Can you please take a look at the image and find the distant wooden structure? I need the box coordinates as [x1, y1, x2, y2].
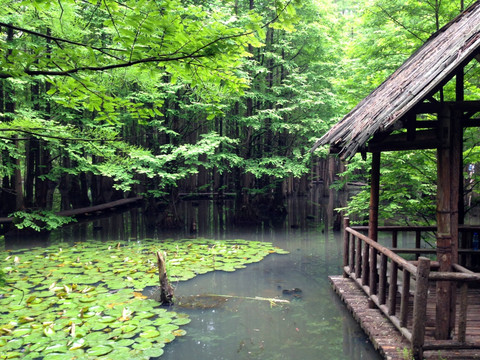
[313, 2, 480, 359]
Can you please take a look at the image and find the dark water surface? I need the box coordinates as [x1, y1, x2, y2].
[5, 188, 383, 360]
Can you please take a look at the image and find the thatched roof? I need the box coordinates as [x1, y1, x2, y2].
[312, 1, 480, 160]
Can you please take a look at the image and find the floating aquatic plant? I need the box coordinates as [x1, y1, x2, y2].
[0, 237, 288, 359]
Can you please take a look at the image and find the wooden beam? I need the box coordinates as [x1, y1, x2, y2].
[367, 129, 440, 152]
[412, 100, 480, 115]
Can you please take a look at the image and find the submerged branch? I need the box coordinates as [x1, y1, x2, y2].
[205, 293, 290, 304]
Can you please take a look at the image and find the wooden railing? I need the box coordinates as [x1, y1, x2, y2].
[343, 221, 480, 359]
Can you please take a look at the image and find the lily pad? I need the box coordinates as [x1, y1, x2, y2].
[87, 344, 114, 356]
[132, 339, 153, 350]
[172, 317, 191, 325]
[139, 329, 161, 339]
[143, 347, 165, 358]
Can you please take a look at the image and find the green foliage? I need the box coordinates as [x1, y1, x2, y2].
[336, 151, 437, 225]
[11, 211, 75, 232]
[226, 0, 341, 188]
[336, 0, 473, 109]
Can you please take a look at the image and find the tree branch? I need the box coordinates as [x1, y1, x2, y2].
[0, 128, 121, 142]
[0, 22, 126, 58]
[375, 5, 426, 42]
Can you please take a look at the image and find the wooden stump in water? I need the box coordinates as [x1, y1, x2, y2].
[156, 251, 174, 305]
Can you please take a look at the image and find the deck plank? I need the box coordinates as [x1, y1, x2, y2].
[330, 275, 480, 359]
[330, 275, 410, 360]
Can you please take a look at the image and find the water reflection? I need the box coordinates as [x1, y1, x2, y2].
[3, 186, 382, 360]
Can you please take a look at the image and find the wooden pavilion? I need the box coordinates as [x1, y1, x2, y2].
[312, 2, 480, 359]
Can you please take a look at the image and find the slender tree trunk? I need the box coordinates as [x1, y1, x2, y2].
[59, 156, 72, 210]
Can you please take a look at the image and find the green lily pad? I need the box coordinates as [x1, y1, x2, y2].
[44, 343, 68, 354]
[98, 315, 116, 323]
[115, 338, 135, 347]
[172, 317, 191, 325]
[108, 346, 132, 359]
[12, 327, 31, 337]
[139, 329, 161, 338]
[135, 311, 155, 319]
[5, 338, 23, 350]
[143, 347, 165, 357]
[132, 339, 153, 350]
[69, 338, 86, 350]
[43, 353, 70, 360]
[3, 350, 23, 358]
[87, 344, 114, 356]
[120, 324, 138, 333]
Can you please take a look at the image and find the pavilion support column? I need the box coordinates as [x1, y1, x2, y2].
[369, 152, 380, 241]
[456, 68, 465, 225]
[368, 152, 380, 297]
[435, 105, 460, 340]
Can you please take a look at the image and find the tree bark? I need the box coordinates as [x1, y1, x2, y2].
[156, 251, 174, 305]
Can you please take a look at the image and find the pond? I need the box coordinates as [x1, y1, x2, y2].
[1, 187, 383, 360]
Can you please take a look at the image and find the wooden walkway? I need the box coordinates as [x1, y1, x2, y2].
[330, 275, 480, 360]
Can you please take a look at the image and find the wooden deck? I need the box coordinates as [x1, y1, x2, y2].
[330, 275, 480, 359]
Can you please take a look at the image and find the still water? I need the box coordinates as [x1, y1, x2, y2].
[5, 188, 383, 360]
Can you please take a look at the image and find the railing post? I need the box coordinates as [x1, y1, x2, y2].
[392, 230, 398, 248]
[343, 218, 350, 278]
[458, 282, 468, 343]
[400, 269, 410, 328]
[355, 236, 362, 279]
[349, 232, 355, 274]
[362, 242, 370, 286]
[411, 257, 430, 360]
[415, 231, 421, 260]
[369, 246, 378, 295]
[388, 262, 398, 316]
[378, 253, 388, 305]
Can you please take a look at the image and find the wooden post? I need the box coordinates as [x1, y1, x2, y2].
[458, 282, 468, 343]
[355, 237, 362, 279]
[378, 253, 388, 305]
[388, 262, 398, 316]
[415, 231, 421, 260]
[435, 105, 460, 339]
[411, 257, 431, 360]
[349, 233, 355, 274]
[361, 242, 369, 286]
[369, 152, 381, 295]
[156, 251, 174, 305]
[456, 68, 465, 225]
[400, 269, 410, 328]
[343, 218, 350, 278]
[450, 107, 462, 333]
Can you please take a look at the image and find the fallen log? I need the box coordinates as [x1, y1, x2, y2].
[57, 196, 143, 217]
[0, 196, 143, 224]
